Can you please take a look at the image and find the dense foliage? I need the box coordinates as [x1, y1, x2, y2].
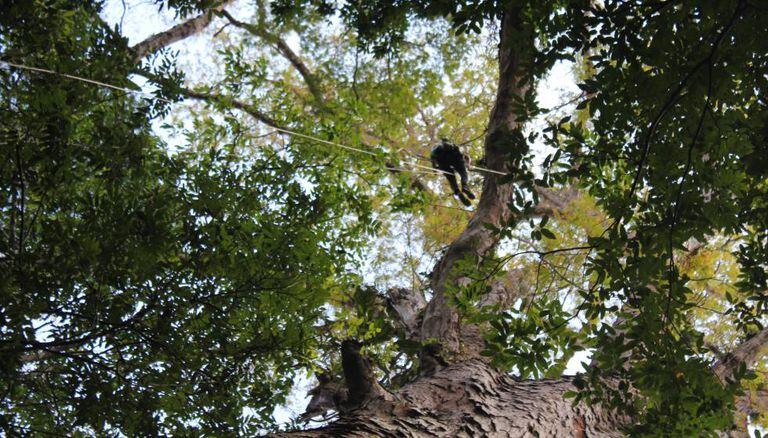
[0, 1, 374, 434]
[540, 2, 768, 433]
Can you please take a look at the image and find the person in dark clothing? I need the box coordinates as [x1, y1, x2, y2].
[430, 138, 476, 206]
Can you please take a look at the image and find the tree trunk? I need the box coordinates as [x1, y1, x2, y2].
[280, 359, 627, 437]
[421, 0, 533, 360]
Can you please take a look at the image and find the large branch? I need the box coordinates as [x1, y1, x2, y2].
[736, 387, 768, 420]
[714, 326, 768, 382]
[419, 3, 534, 357]
[285, 358, 760, 437]
[181, 88, 282, 128]
[18, 345, 71, 363]
[129, 1, 233, 62]
[532, 186, 581, 217]
[219, 9, 326, 105]
[386, 287, 427, 339]
[286, 342, 762, 437]
[710, 320, 768, 423]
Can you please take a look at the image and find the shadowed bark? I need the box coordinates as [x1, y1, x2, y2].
[340, 340, 392, 408]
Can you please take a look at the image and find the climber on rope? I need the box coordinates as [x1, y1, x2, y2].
[430, 138, 476, 206]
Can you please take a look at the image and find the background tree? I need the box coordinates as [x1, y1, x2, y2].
[1, 0, 767, 436]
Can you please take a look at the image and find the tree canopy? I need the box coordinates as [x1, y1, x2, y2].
[1, 0, 767, 436]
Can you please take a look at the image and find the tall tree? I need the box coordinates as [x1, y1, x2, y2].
[1, 0, 767, 436]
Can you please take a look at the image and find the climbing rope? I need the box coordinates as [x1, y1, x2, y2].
[1, 60, 507, 178]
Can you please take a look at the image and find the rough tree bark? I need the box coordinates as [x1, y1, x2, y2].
[280, 360, 626, 437]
